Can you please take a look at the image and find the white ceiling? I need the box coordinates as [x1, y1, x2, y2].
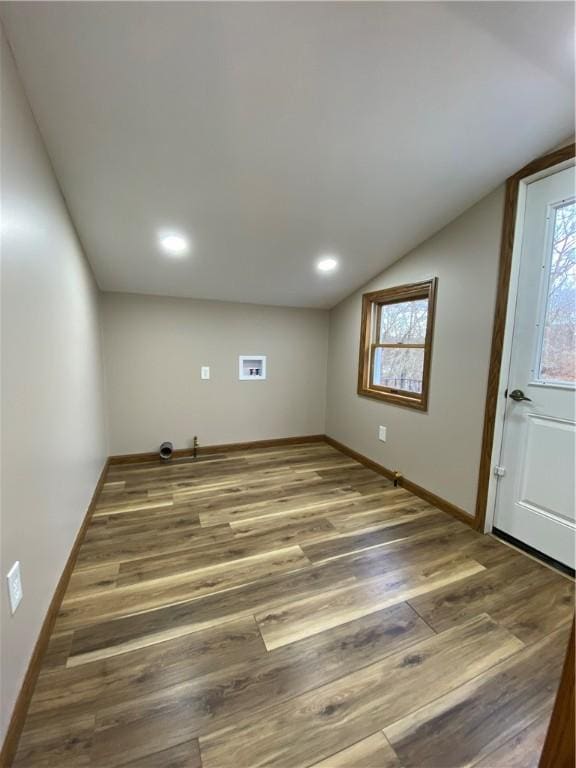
[2, 2, 574, 308]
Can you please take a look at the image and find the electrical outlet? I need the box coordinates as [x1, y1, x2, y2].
[378, 426, 387, 442]
[201, 366, 210, 380]
[6, 561, 23, 615]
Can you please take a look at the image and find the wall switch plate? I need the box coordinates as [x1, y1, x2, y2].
[378, 426, 387, 442]
[201, 366, 210, 380]
[6, 561, 23, 615]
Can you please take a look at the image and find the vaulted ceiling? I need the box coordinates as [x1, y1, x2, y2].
[2, 2, 574, 307]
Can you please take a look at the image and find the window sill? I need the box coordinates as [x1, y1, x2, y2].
[357, 386, 428, 411]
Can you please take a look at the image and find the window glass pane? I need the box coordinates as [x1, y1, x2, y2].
[372, 347, 424, 394]
[379, 299, 428, 344]
[538, 200, 576, 384]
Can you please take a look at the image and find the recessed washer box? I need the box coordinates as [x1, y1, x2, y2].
[239, 355, 267, 380]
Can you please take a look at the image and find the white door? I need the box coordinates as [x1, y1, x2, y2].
[494, 164, 576, 569]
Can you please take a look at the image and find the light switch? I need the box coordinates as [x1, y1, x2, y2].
[201, 366, 210, 380]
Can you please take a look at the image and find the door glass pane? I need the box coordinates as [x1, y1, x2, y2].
[372, 347, 424, 393]
[379, 299, 428, 344]
[538, 200, 576, 384]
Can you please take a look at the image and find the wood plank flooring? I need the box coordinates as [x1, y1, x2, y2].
[12, 442, 574, 767]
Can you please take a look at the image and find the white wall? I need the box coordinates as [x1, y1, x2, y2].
[326, 187, 505, 516]
[0, 29, 107, 741]
[101, 292, 329, 455]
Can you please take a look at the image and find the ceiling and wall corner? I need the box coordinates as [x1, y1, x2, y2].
[0, 1, 574, 309]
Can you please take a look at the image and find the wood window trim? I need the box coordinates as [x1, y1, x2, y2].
[475, 142, 576, 531]
[357, 278, 437, 411]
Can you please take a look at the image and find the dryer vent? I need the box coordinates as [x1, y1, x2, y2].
[159, 441, 173, 460]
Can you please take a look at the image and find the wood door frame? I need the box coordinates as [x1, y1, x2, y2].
[475, 143, 576, 532]
[539, 618, 575, 768]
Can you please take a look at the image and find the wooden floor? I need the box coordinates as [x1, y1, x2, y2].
[13, 442, 574, 767]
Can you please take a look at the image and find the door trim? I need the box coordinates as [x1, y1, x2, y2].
[475, 143, 576, 532]
[538, 619, 575, 768]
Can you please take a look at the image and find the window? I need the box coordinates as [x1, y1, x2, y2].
[535, 199, 575, 385]
[357, 278, 437, 410]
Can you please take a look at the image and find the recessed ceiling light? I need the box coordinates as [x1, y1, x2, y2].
[158, 232, 190, 256]
[316, 254, 339, 273]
